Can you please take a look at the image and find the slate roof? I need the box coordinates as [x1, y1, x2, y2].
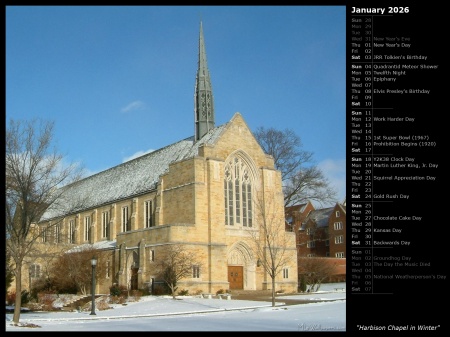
[300, 207, 334, 230]
[285, 203, 309, 214]
[65, 240, 117, 253]
[41, 122, 228, 221]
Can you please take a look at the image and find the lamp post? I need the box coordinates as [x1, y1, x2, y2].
[90, 256, 97, 315]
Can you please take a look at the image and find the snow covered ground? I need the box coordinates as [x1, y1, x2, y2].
[5, 282, 346, 331]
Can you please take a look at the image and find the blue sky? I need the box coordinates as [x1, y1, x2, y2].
[6, 5, 346, 205]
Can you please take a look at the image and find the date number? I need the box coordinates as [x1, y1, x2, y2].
[388, 7, 409, 13]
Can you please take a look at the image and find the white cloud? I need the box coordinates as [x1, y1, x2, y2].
[123, 149, 155, 163]
[81, 167, 102, 179]
[121, 100, 145, 113]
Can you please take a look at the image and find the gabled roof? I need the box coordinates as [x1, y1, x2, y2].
[304, 207, 334, 229]
[336, 202, 346, 214]
[41, 122, 228, 221]
[285, 202, 309, 214]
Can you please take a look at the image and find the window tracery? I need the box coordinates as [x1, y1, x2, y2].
[224, 155, 253, 227]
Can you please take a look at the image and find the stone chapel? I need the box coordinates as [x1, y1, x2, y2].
[30, 22, 298, 295]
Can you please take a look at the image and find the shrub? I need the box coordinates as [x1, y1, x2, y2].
[110, 284, 127, 297]
[6, 291, 16, 305]
[6, 290, 30, 305]
[152, 283, 170, 295]
[30, 277, 55, 302]
[139, 287, 151, 296]
[130, 290, 142, 301]
[178, 289, 189, 296]
[20, 290, 31, 305]
[216, 289, 225, 295]
[38, 292, 57, 311]
[109, 295, 127, 304]
[299, 275, 307, 293]
[56, 285, 78, 295]
[26, 302, 44, 311]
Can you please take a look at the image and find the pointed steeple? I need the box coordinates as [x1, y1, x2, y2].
[194, 21, 215, 141]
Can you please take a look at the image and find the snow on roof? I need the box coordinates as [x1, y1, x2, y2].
[65, 240, 116, 254]
[285, 203, 309, 214]
[306, 207, 334, 228]
[41, 123, 228, 221]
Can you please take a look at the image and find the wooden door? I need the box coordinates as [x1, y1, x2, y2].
[130, 267, 138, 290]
[228, 266, 243, 289]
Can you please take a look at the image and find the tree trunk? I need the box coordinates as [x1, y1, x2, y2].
[13, 263, 23, 324]
[271, 274, 276, 307]
[171, 284, 176, 299]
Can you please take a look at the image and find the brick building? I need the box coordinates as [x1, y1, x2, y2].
[286, 199, 346, 284]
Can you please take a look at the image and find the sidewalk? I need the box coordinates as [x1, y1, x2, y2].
[6, 296, 285, 322]
[6, 283, 346, 325]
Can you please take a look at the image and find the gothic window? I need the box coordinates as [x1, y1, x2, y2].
[40, 226, 48, 243]
[29, 264, 41, 278]
[55, 224, 62, 243]
[149, 249, 155, 262]
[102, 211, 110, 238]
[69, 219, 75, 244]
[84, 216, 91, 242]
[144, 200, 154, 228]
[192, 265, 200, 278]
[224, 155, 253, 227]
[122, 206, 130, 232]
[106, 261, 110, 278]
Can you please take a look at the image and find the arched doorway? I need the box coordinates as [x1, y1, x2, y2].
[227, 242, 257, 290]
[130, 266, 138, 290]
[126, 250, 139, 291]
[228, 266, 244, 289]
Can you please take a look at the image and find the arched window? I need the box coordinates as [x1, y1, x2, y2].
[224, 155, 254, 227]
[29, 264, 41, 278]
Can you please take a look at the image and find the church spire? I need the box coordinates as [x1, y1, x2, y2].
[194, 21, 215, 141]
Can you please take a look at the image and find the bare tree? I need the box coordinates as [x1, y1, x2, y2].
[249, 190, 296, 307]
[254, 126, 337, 207]
[298, 257, 338, 292]
[24, 243, 68, 294]
[154, 244, 201, 299]
[5, 118, 84, 324]
[51, 246, 105, 295]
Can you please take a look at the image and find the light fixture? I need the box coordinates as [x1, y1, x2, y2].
[90, 256, 97, 315]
